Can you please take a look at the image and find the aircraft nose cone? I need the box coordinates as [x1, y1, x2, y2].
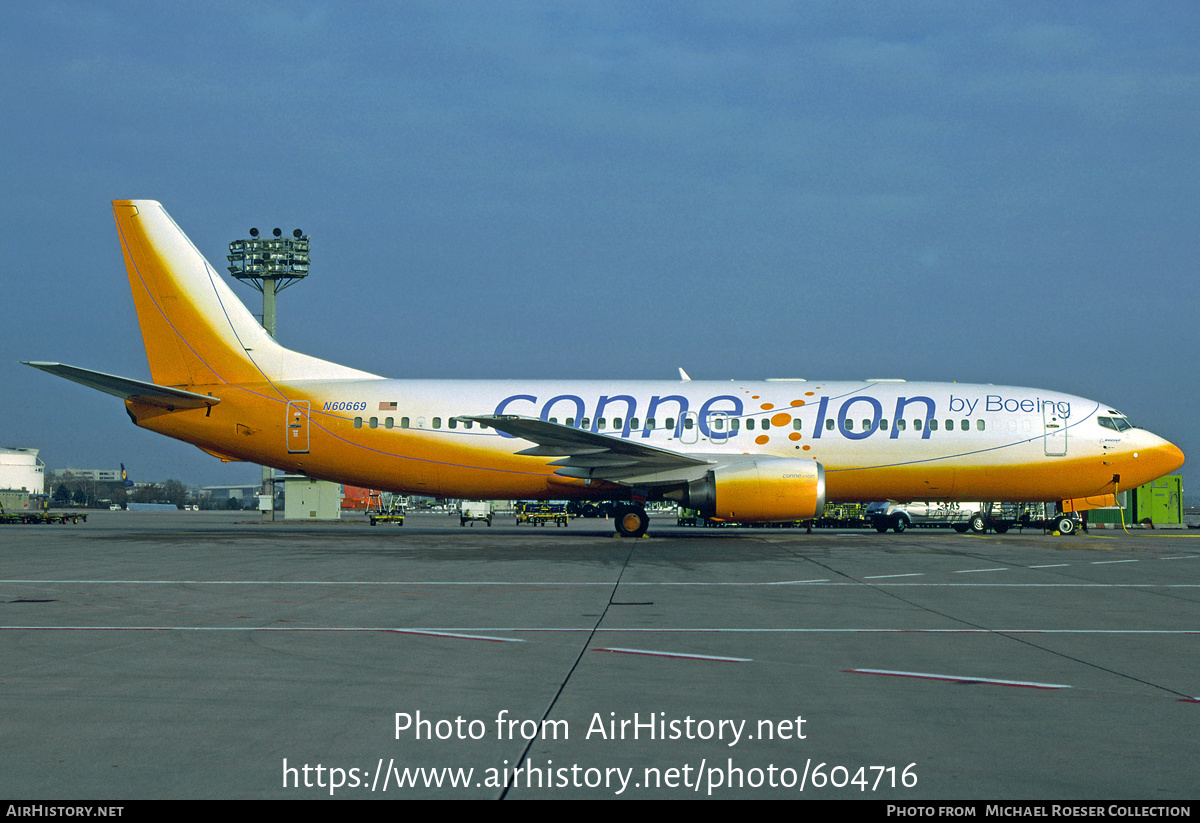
[1156, 441, 1186, 474]
[1132, 437, 1185, 482]
[1113, 433, 1184, 489]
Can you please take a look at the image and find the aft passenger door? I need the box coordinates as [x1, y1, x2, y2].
[287, 401, 310, 454]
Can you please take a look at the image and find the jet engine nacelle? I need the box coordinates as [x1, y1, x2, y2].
[678, 459, 826, 522]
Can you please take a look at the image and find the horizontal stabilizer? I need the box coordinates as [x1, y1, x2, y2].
[22, 362, 220, 410]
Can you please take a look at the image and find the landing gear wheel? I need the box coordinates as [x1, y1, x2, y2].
[614, 504, 649, 538]
[1055, 516, 1076, 535]
[891, 516, 907, 533]
[968, 514, 988, 534]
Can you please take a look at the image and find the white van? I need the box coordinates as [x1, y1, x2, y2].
[459, 500, 493, 527]
[866, 501, 984, 533]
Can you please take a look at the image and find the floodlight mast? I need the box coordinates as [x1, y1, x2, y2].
[226, 227, 309, 337]
[227, 227, 309, 521]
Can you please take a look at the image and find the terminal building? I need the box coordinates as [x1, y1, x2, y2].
[54, 466, 123, 484]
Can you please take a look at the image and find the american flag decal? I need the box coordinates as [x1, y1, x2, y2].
[379, 402, 397, 411]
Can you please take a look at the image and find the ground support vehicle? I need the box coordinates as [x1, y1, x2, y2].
[516, 502, 569, 527]
[0, 507, 86, 525]
[567, 501, 616, 519]
[962, 502, 1081, 535]
[460, 500, 493, 527]
[368, 507, 405, 526]
[867, 501, 1080, 535]
[676, 507, 716, 526]
[816, 503, 869, 528]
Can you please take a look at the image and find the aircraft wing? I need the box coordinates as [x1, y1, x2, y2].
[22, 362, 220, 410]
[458, 414, 714, 486]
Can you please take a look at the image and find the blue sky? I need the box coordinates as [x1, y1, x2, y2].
[2, 1, 1198, 493]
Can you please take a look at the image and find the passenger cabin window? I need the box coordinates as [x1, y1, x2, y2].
[825, 419, 834, 431]
[896, 419, 906, 431]
[747, 419, 755, 430]
[369, 417, 378, 429]
[385, 417, 394, 429]
[683, 417, 694, 430]
[792, 419, 802, 431]
[976, 420, 985, 431]
[432, 417, 441, 429]
[880, 419, 888, 430]
[913, 419, 922, 430]
[353, 417, 363, 428]
[761, 418, 770, 430]
[929, 419, 938, 431]
[400, 417, 410, 428]
[960, 420, 969, 431]
[566, 417, 575, 427]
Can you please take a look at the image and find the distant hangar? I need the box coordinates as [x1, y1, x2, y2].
[0, 447, 44, 495]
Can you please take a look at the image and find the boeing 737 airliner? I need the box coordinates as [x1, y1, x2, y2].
[26, 201, 1184, 536]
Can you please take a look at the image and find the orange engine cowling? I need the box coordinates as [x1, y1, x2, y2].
[678, 459, 826, 522]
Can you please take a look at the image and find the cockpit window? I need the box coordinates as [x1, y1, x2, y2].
[1098, 416, 1133, 432]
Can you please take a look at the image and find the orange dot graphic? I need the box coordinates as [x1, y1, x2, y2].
[760, 403, 774, 411]
[789, 432, 801, 441]
[772, 412, 791, 427]
[755, 435, 770, 445]
[802, 445, 811, 450]
[804, 392, 815, 396]
[790, 399, 805, 407]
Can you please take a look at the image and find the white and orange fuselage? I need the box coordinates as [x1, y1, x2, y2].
[28, 201, 1185, 532]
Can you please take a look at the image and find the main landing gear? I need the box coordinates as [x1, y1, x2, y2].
[614, 503, 649, 538]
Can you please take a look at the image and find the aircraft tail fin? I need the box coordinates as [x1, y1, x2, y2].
[112, 200, 378, 388]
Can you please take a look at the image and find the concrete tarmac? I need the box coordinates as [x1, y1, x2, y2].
[1, 510, 1197, 799]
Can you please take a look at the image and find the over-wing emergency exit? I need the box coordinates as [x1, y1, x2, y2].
[25, 201, 1184, 536]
